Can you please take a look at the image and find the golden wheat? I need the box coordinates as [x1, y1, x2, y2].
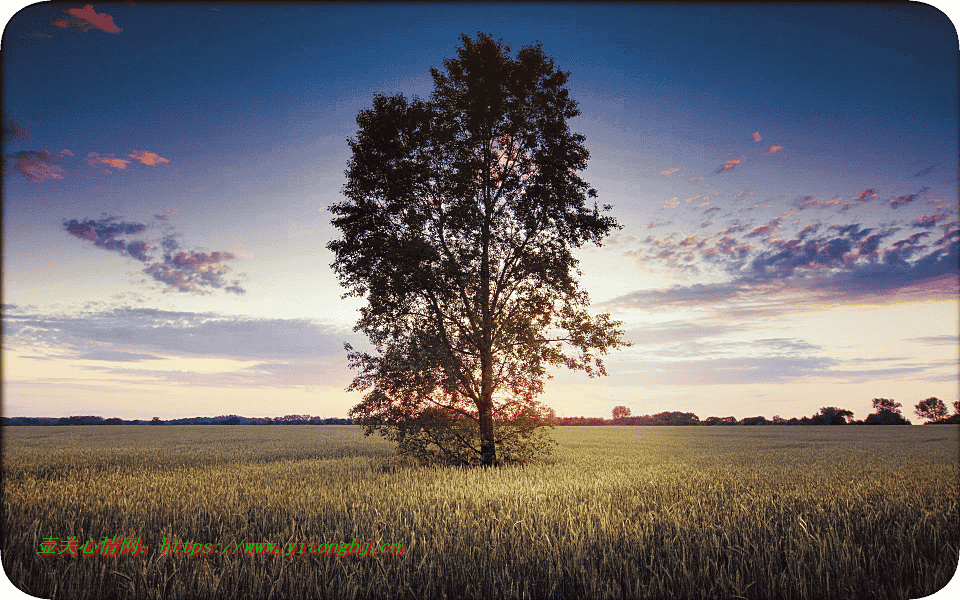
[2, 425, 957, 599]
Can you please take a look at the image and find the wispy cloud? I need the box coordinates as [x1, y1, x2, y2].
[54, 5, 122, 34]
[4, 307, 353, 360]
[904, 335, 959, 346]
[715, 156, 744, 174]
[751, 131, 762, 142]
[87, 152, 131, 173]
[128, 150, 169, 166]
[768, 145, 784, 153]
[659, 167, 680, 175]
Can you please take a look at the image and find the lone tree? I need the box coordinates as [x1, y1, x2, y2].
[611, 405, 631, 421]
[915, 397, 948, 423]
[329, 33, 628, 466]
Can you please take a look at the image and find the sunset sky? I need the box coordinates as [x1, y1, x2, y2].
[3, 3, 958, 422]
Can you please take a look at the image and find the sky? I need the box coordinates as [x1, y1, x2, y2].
[2, 3, 958, 422]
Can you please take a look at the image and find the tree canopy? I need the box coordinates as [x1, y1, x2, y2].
[914, 397, 949, 423]
[329, 33, 627, 466]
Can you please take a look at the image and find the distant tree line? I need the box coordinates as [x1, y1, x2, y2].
[4, 398, 957, 427]
[558, 397, 960, 426]
[0, 415, 354, 426]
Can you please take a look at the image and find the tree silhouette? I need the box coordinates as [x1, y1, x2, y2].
[330, 33, 627, 466]
[915, 397, 948, 423]
[611, 406, 631, 421]
[811, 406, 854, 425]
[864, 398, 910, 425]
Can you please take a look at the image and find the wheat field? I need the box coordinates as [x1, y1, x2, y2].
[2, 424, 957, 599]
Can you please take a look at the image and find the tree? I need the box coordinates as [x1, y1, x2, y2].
[611, 405, 631, 421]
[811, 406, 854, 425]
[872, 398, 902, 414]
[864, 398, 910, 425]
[329, 33, 628, 466]
[915, 397, 948, 423]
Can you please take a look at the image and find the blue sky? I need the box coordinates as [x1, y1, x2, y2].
[2, 3, 958, 421]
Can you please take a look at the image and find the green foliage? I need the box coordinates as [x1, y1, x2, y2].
[330, 33, 627, 465]
[354, 398, 557, 466]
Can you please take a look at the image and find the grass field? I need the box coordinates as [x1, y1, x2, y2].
[2, 425, 958, 599]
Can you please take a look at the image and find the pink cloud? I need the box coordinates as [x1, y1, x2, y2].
[5, 149, 73, 182]
[768, 145, 784, 153]
[128, 150, 170, 166]
[751, 132, 762, 142]
[87, 152, 130, 173]
[56, 5, 122, 34]
[664, 197, 680, 209]
[716, 156, 744, 173]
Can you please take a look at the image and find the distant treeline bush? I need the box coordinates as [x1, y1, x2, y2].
[561, 407, 960, 426]
[0, 415, 354, 426]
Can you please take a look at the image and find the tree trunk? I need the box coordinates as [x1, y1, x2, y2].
[478, 398, 496, 466]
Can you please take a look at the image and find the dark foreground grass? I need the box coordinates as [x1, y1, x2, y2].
[2, 424, 958, 599]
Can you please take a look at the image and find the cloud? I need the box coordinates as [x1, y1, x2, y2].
[63, 215, 247, 294]
[63, 217, 150, 261]
[3, 119, 28, 142]
[912, 213, 949, 229]
[913, 164, 938, 178]
[751, 132, 762, 142]
[715, 156, 744, 174]
[598, 282, 752, 310]
[888, 188, 926, 209]
[77, 350, 167, 362]
[664, 197, 680, 209]
[768, 145, 784, 153]
[87, 152, 131, 173]
[128, 150, 170, 166]
[659, 167, 680, 175]
[615, 212, 958, 316]
[792, 195, 842, 210]
[744, 211, 795, 239]
[5, 149, 73, 182]
[904, 335, 958, 346]
[4, 307, 354, 361]
[55, 5, 122, 34]
[142, 250, 245, 295]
